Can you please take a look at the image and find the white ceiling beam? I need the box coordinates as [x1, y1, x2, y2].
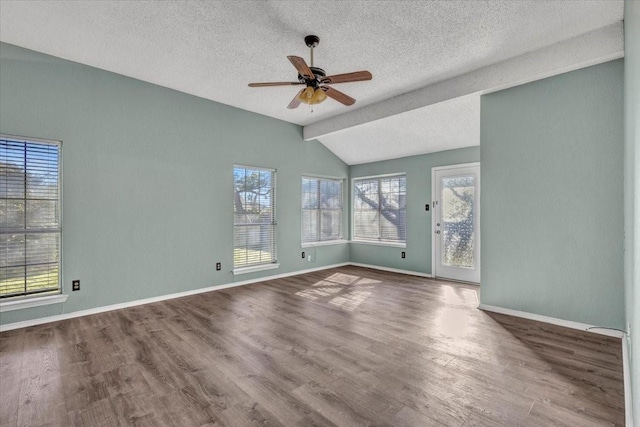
[303, 23, 623, 141]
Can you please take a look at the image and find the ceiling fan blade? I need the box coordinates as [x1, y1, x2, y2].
[248, 82, 304, 87]
[321, 71, 372, 84]
[287, 56, 315, 79]
[287, 89, 304, 109]
[323, 86, 356, 106]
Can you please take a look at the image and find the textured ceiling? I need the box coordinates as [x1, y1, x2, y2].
[0, 1, 624, 164]
[319, 94, 481, 165]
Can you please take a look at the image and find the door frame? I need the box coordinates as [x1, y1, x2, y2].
[431, 162, 481, 284]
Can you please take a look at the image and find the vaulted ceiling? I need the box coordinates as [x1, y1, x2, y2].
[0, 1, 624, 164]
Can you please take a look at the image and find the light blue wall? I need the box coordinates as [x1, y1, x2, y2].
[0, 43, 349, 325]
[624, 1, 639, 423]
[480, 60, 625, 329]
[349, 147, 480, 274]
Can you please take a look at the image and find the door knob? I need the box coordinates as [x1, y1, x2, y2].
[436, 230, 441, 234]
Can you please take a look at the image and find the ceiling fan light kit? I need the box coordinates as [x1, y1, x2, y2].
[298, 86, 327, 105]
[248, 35, 372, 110]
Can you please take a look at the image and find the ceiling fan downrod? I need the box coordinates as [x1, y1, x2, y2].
[305, 35, 320, 67]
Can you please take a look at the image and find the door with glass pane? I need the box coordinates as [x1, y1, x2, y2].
[432, 163, 480, 283]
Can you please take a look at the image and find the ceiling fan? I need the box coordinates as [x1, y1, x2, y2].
[248, 35, 372, 109]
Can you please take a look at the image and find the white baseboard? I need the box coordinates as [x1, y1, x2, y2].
[348, 262, 433, 278]
[0, 262, 349, 332]
[1, 264, 632, 425]
[623, 336, 633, 427]
[479, 303, 631, 424]
[0, 262, 431, 332]
[478, 304, 625, 338]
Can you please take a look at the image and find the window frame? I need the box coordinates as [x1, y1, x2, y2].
[0, 134, 67, 310]
[301, 175, 345, 247]
[352, 172, 407, 247]
[232, 164, 278, 274]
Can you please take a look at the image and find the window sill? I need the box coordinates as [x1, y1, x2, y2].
[233, 263, 280, 275]
[0, 293, 68, 312]
[351, 240, 407, 248]
[301, 240, 349, 248]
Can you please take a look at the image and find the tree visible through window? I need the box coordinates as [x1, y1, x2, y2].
[441, 175, 475, 268]
[1, 136, 61, 298]
[353, 175, 406, 243]
[301, 177, 342, 244]
[233, 165, 276, 269]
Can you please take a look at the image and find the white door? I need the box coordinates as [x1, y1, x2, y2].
[432, 163, 480, 283]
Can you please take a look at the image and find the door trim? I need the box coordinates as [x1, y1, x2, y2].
[431, 162, 481, 283]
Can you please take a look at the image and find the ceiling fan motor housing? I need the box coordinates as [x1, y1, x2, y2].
[298, 67, 326, 88]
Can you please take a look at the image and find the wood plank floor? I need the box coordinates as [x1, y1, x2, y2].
[0, 266, 625, 426]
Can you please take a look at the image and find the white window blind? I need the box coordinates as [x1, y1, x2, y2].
[353, 174, 406, 243]
[1, 135, 61, 299]
[301, 177, 343, 244]
[233, 165, 276, 268]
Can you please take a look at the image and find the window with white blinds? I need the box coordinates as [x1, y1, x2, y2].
[301, 177, 343, 244]
[233, 165, 276, 269]
[353, 174, 406, 243]
[1, 135, 61, 299]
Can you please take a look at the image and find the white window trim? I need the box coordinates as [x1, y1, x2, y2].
[350, 240, 407, 248]
[351, 172, 407, 181]
[1, 134, 63, 303]
[351, 172, 407, 244]
[0, 293, 68, 312]
[301, 239, 349, 248]
[233, 263, 280, 275]
[233, 164, 277, 270]
[301, 175, 345, 245]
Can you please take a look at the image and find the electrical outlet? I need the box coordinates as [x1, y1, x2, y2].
[302, 251, 305, 259]
[401, 251, 406, 259]
[308, 256, 312, 262]
[72, 280, 80, 291]
[216, 262, 221, 271]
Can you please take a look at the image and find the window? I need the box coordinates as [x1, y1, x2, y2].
[353, 174, 406, 244]
[1, 135, 61, 299]
[233, 165, 277, 271]
[301, 177, 343, 244]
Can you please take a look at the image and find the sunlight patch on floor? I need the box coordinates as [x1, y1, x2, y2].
[434, 306, 472, 337]
[295, 286, 343, 300]
[324, 273, 361, 285]
[295, 274, 382, 310]
[329, 290, 372, 311]
[441, 286, 478, 307]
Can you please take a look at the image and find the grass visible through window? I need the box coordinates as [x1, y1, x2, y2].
[0, 268, 59, 297]
[233, 248, 274, 267]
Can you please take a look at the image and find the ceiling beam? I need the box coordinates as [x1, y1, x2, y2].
[303, 23, 623, 141]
